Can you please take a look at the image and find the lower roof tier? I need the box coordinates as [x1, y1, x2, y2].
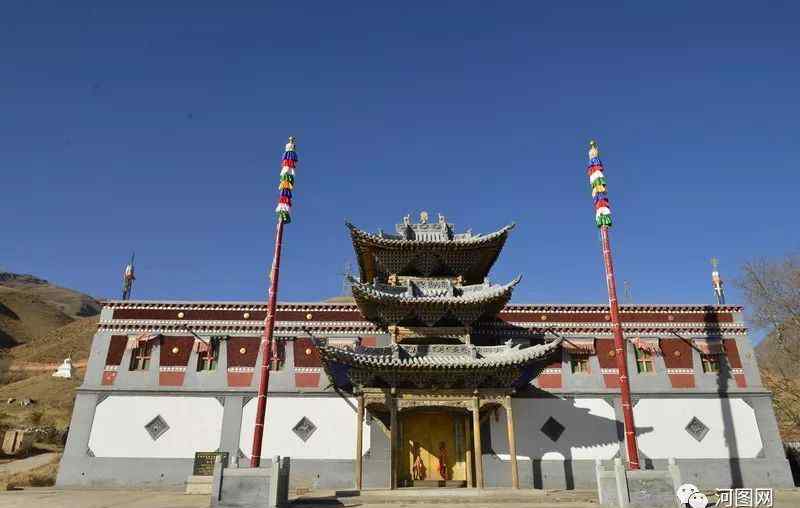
[314, 338, 562, 391]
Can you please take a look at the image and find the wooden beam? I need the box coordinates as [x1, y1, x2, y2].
[506, 395, 519, 489]
[465, 413, 473, 487]
[472, 396, 484, 488]
[355, 395, 365, 491]
[390, 399, 398, 490]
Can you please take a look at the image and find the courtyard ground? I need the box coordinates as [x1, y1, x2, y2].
[0, 488, 597, 508]
[0, 487, 798, 508]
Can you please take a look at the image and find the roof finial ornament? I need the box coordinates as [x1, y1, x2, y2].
[121, 251, 135, 300]
[419, 211, 429, 224]
[711, 257, 725, 305]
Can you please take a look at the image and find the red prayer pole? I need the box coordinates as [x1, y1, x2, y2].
[250, 136, 296, 467]
[600, 226, 640, 470]
[587, 140, 639, 470]
[250, 218, 284, 467]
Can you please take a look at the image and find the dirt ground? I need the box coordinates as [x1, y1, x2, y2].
[0, 487, 798, 508]
[0, 488, 209, 508]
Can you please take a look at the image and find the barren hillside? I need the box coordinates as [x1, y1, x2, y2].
[0, 272, 99, 349]
[10, 316, 99, 363]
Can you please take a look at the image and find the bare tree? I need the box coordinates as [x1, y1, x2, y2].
[738, 254, 800, 438]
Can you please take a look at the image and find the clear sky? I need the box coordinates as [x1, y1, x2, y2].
[2, 3, 798, 318]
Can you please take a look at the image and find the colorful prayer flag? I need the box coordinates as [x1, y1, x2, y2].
[275, 137, 297, 223]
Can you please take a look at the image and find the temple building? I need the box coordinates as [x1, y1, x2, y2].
[57, 214, 792, 491]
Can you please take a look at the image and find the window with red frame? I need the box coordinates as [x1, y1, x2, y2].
[129, 341, 153, 371]
[197, 338, 220, 372]
[271, 338, 286, 371]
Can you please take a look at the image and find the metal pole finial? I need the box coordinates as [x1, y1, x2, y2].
[589, 140, 600, 158]
[711, 257, 725, 305]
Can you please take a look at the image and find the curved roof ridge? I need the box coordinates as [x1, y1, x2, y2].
[349, 275, 521, 304]
[314, 336, 561, 369]
[347, 221, 515, 247]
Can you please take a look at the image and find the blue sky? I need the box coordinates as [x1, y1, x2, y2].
[2, 3, 798, 323]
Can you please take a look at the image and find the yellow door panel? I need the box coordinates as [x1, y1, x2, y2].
[400, 411, 466, 483]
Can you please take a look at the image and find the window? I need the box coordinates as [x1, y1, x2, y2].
[634, 348, 655, 373]
[570, 353, 590, 374]
[129, 341, 153, 371]
[271, 339, 286, 371]
[197, 338, 220, 372]
[701, 353, 720, 373]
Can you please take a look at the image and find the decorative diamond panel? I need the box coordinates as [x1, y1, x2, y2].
[144, 415, 170, 441]
[540, 416, 565, 442]
[685, 416, 710, 442]
[292, 416, 317, 442]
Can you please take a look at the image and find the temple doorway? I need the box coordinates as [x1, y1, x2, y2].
[399, 410, 469, 487]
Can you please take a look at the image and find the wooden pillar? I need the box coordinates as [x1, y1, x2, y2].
[389, 398, 398, 490]
[505, 396, 519, 489]
[355, 395, 365, 490]
[472, 396, 484, 488]
[465, 413, 473, 487]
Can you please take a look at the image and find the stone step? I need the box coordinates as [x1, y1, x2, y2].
[401, 480, 468, 488]
[292, 488, 600, 506]
[184, 475, 213, 495]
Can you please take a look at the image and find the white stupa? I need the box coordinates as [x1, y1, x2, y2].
[52, 358, 73, 379]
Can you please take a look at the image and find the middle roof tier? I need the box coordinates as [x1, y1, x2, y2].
[348, 275, 522, 328]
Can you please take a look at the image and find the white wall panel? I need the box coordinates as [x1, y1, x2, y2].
[635, 398, 762, 459]
[88, 396, 224, 458]
[490, 398, 620, 461]
[240, 396, 369, 460]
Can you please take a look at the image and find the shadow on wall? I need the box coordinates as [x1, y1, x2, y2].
[706, 311, 742, 488]
[491, 387, 654, 489]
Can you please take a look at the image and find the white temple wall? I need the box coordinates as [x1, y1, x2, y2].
[88, 395, 224, 458]
[489, 397, 620, 461]
[634, 398, 762, 458]
[240, 395, 368, 460]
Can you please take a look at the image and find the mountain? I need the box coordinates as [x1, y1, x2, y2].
[0, 272, 100, 348]
[0, 272, 101, 319]
[0, 273, 101, 435]
[11, 316, 99, 363]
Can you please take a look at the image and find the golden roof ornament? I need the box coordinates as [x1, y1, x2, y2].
[419, 211, 429, 224]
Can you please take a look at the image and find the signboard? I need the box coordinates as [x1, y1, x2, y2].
[193, 451, 229, 476]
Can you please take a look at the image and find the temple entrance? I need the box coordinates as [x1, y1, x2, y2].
[398, 410, 468, 488]
[355, 389, 519, 490]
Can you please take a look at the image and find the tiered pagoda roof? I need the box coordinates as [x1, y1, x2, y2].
[347, 213, 514, 284]
[349, 275, 521, 327]
[326, 212, 559, 392]
[314, 339, 562, 391]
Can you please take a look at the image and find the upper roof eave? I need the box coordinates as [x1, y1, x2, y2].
[346, 221, 515, 249]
